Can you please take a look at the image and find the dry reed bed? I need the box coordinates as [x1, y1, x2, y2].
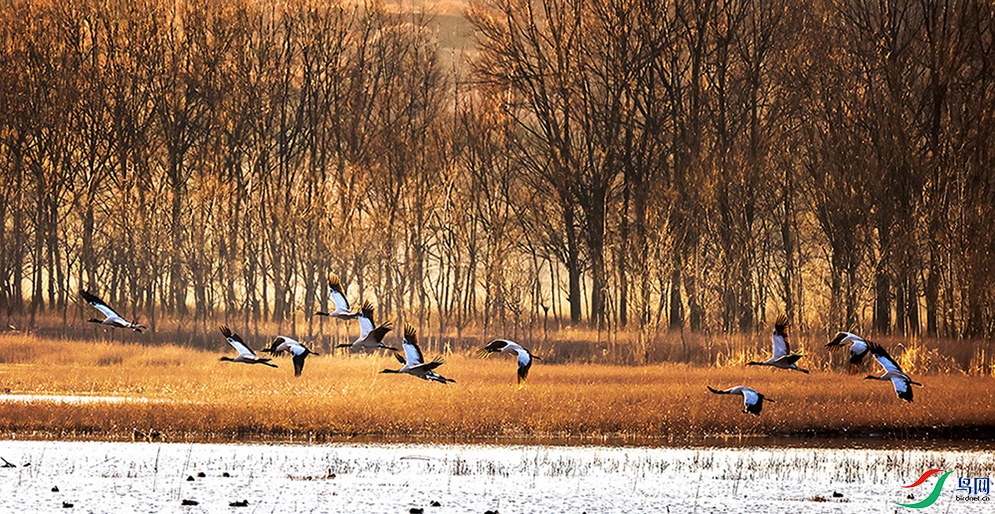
[0, 334, 992, 444]
[20, 314, 995, 373]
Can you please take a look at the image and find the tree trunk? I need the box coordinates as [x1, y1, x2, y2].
[564, 201, 582, 325]
[669, 259, 683, 329]
[874, 270, 890, 333]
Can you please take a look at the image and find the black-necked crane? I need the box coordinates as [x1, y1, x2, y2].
[80, 290, 146, 332]
[826, 331, 870, 374]
[865, 341, 923, 402]
[380, 324, 454, 384]
[261, 336, 295, 355]
[262, 336, 319, 377]
[336, 301, 397, 352]
[478, 339, 539, 388]
[314, 275, 359, 320]
[218, 325, 277, 368]
[707, 386, 773, 416]
[747, 314, 808, 373]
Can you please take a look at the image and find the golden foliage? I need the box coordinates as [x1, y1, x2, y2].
[0, 334, 993, 444]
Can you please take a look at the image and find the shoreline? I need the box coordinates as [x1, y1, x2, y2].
[1, 425, 992, 451]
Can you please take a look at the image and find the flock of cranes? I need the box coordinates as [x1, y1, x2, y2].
[710, 315, 925, 416]
[80, 278, 923, 415]
[79, 282, 538, 388]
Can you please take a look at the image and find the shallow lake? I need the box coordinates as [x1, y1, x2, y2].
[1, 440, 992, 513]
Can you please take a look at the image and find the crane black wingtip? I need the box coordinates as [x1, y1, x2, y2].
[79, 290, 101, 304]
[360, 301, 375, 317]
[826, 332, 848, 348]
[328, 275, 343, 291]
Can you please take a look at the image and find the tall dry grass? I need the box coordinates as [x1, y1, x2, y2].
[515, 326, 995, 377]
[11, 310, 995, 375]
[0, 333, 992, 445]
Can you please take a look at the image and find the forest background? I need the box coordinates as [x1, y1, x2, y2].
[1, 0, 993, 373]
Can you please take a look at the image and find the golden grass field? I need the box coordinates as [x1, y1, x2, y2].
[0, 333, 993, 446]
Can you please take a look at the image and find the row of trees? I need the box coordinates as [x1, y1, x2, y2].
[1, 0, 993, 344]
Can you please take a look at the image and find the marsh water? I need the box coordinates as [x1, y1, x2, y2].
[1, 440, 992, 513]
